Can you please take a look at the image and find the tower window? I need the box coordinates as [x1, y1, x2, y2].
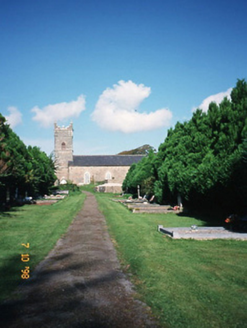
[61, 142, 66, 150]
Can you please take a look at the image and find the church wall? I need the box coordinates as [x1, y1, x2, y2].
[54, 123, 74, 185]
[55, 166, 69, 183]
[54, 123, 136, 187]
[68, 166, 130, 185]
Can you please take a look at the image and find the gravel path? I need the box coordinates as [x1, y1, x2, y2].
[1, 192, 159, 328]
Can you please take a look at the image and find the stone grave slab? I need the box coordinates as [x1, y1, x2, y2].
[158, 225, 247, 240]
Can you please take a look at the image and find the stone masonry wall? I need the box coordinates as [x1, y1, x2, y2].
[54, 123, 132, 186]
[68, 166, 130, 185]
[54, 123, 73, 183]
[54, 123, 73, 166]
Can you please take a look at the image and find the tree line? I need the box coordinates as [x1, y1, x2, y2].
[0, 114, 57, 206]
[123, 79, 247, 215]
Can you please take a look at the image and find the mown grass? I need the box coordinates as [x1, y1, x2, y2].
[96, 193, 247, 328]
[0, 193, 85, 302]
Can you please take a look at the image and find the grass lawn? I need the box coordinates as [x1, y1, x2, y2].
[96, 193, 247, 328]
[0, 192, 85, 302]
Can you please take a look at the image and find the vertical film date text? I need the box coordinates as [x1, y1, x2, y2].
[21, 243, 30, 279]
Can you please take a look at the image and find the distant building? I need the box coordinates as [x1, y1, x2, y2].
[54, 123, 144, 188]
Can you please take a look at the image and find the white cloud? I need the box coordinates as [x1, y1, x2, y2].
[5, 106, 22, 128]
[31, 95, 86, 127]
[193, 88, 232, 112]
[91, 80, 172, 133]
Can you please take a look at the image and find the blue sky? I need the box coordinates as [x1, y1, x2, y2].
[1, 0, 247, 155]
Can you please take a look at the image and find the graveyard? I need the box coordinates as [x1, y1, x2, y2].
[112, 197, 247, 240]
[112, 198, 181, 214]
[158, 225, 247, 240]
[96, 192, 247, 328]
[0, 189, 246, 328]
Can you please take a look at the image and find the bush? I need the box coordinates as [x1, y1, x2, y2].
[56, 182, 81, 194]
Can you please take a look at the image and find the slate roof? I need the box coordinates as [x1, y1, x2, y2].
[69, 155, 145, 167]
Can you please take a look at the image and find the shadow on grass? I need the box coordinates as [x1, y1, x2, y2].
[0, 254, 22, 302]
[0, 206, 26, 218]
[0, 210, 12, 218]
[176, 210, 226, 227]
[0, 256, 133, 328]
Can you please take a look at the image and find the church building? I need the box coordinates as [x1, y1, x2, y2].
[54, 123, 144, 188]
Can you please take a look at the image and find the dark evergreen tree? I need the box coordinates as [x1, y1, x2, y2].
[0, 113, 57, 206]
[123, 79, 247, 217]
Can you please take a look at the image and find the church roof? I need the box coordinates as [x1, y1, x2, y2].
[69, 155, 145, 167]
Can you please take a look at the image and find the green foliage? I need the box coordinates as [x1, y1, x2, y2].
[80, 182, 103, 193]
[123, 79, 247, 215]
[123, 149, 157, 196]
[0, 114, 57, 204]
[27, 146, 57, 196]
[57, 181, 81, 194]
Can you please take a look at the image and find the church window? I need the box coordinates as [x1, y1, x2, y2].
[84, 172, 90, 184]
[105, 171, 112, 180]
[61, 142, 66, 150]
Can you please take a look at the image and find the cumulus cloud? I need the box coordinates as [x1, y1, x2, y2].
[193, 88, 232, 112]
[91, 80, 172, 133]
[5, 106, 22, 128]
[31, 95, 86, 127]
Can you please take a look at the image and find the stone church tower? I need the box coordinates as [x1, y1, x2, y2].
[54, 122, 145, 188]
[54, 123, 73, 183]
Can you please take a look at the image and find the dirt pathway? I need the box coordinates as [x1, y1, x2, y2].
[1, 192, 159, 328]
